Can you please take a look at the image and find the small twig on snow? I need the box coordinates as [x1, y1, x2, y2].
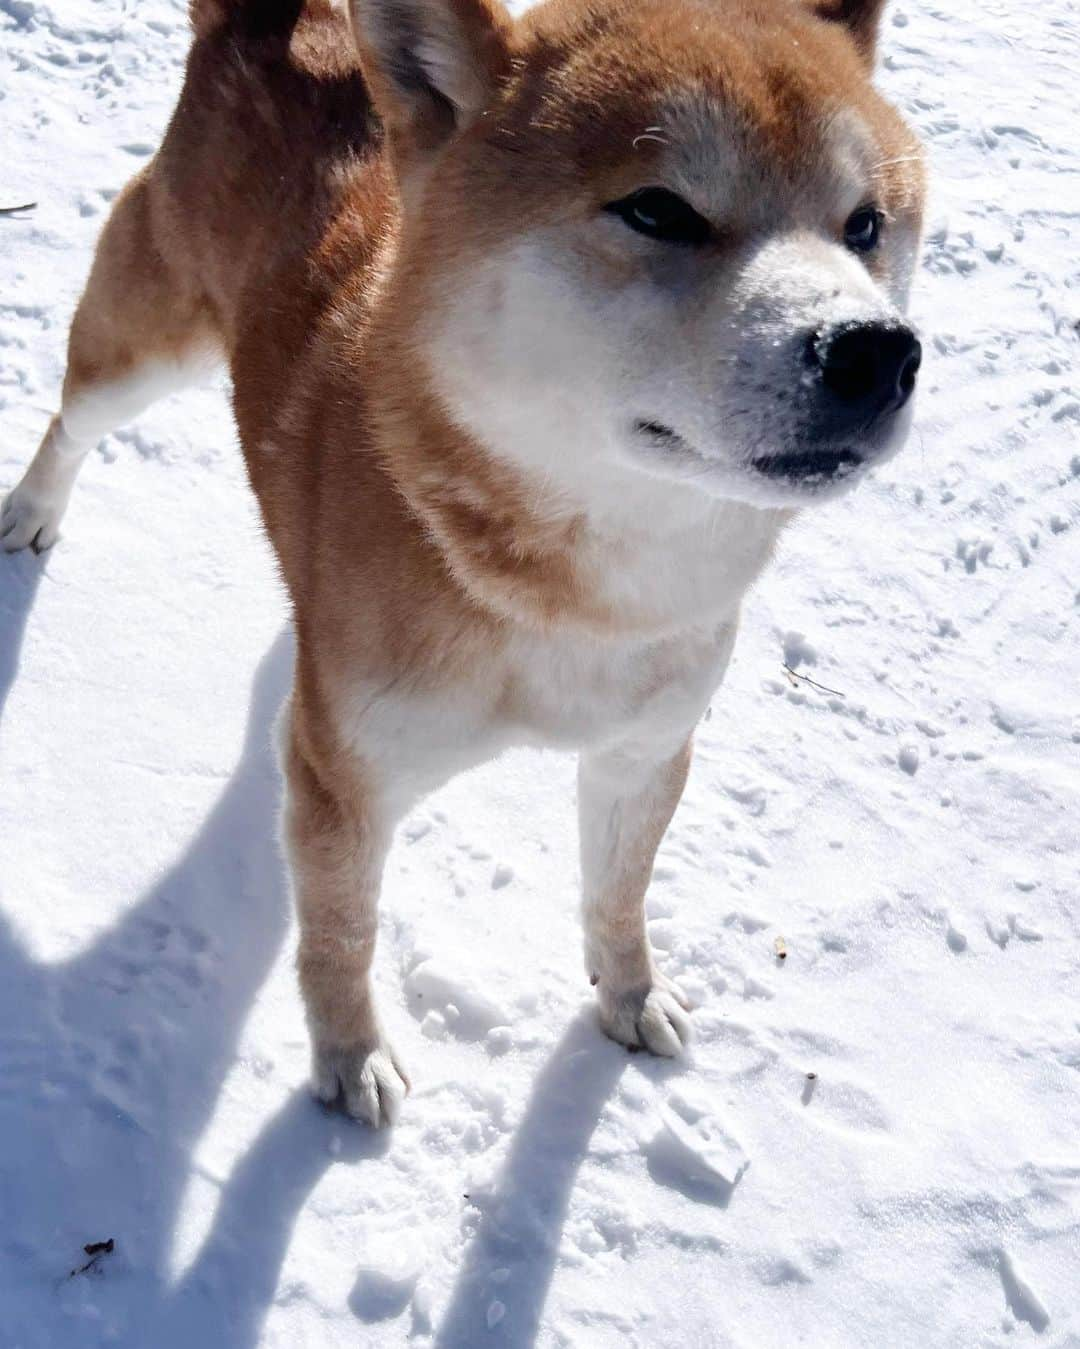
[0, 202, 37, 214]
[68, 1238, 115, 1278]
[782, 664, 846, 699]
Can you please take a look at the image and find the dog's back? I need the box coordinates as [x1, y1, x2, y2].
[169, 2, 388, 391]
[109, 0, 398, 580]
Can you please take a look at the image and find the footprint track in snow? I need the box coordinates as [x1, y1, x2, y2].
[972, 1247, 1052, 1334]
[645, 1088, 749, 1207]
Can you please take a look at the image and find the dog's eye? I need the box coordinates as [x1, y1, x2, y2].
[604, 188, 712, 246]
[844, 205, 883, 253]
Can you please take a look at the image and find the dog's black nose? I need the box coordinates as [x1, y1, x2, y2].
[813, 322, 921, 414]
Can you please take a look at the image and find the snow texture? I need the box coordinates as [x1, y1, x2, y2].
[0, 0, 1078, 1346]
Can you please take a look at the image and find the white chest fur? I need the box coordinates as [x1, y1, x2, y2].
[339, 614, 740, 815]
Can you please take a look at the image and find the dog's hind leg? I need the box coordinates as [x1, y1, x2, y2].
[283, 711, 410, 1129]
[2, 170, 220, 552]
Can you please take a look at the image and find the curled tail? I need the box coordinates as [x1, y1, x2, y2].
[188, 0, 306, 40]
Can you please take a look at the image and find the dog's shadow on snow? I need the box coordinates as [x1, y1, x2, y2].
[0, 607, 691, 1348]
[0, 629, 388, 1347]
[432, 1017, 681, 1349]
[0, 549, 42, 731]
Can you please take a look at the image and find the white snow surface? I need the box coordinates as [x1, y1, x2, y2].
[1, 1, 1078, 1345]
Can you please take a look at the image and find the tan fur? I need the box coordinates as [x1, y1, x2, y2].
[3, 0, 925, 1124]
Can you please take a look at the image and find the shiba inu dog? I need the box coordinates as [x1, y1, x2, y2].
[2, 0, 924, 1125]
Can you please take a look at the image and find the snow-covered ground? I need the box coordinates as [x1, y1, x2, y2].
[1, 0, 1078, 1345]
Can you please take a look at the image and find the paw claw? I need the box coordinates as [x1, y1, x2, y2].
[312, 1041, 409, 1128]
[596, 975, 693, 1058]
[1, 485, 65, 553]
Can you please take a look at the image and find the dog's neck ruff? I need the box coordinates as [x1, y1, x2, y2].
[369, 372, 607, 630]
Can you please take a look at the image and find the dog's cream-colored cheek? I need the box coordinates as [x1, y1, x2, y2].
[424, 239, 634, 470]
[513, 243, 722, 464]
[537, 226, 741, 421]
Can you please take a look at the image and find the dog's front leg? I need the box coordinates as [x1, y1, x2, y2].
[283, 724, 408, 1128]
[579, 738, 694, 1057]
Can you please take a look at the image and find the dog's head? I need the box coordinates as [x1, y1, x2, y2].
[351, 0, 925, 511]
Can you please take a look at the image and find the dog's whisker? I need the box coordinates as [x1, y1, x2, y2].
[632, 130, 670, 150]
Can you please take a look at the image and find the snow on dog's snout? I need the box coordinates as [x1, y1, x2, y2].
[664, 229, 920, 507]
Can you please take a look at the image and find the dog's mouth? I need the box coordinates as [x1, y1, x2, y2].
[751, 446, 863, 482]
[635, 419, 689, 450]
[634, 419, 865, 487]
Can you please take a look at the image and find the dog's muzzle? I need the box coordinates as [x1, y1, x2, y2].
[754, 320, 921, 483]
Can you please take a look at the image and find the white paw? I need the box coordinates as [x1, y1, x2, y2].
[1, 483, 66, 553]
[312, 1039, 410, 1128]
[596, 973, 692, 1057]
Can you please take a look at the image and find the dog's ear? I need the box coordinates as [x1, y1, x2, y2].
[807, 0, 887, 66]
[349, 0, 513, 151]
